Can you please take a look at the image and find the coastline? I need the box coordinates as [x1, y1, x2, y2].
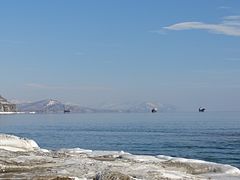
[0, 134, 240, 180]
[0, 112, 36, 115]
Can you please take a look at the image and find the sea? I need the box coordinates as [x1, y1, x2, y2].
[0, 112, 239, 168]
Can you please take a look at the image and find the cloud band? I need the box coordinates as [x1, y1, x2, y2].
[163, 16, 240, 37]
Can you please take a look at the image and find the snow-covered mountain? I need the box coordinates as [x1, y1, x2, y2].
[17, 99, 97, 113]
[17, 99, 176, 113]
[99, 102, 176, 113]
[17, 99, 64, 113]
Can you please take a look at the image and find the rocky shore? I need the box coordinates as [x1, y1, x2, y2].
[0, 96, 16, 113]
[0, 134, 240, 180]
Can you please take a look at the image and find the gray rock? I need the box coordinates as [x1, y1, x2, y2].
[0, 95, 16, 112]
[94, 171, 131, 180]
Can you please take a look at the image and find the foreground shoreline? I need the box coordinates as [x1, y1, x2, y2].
[0, 134, 240, 180]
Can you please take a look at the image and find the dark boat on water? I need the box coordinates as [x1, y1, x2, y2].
[64, 109, 70, 113]
[199, 107, 206, 112]
[151, 108, 157, 113]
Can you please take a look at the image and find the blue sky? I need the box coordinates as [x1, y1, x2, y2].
[1, 0, 240, 111]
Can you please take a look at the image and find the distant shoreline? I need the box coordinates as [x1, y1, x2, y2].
[0, 112, 36, 115]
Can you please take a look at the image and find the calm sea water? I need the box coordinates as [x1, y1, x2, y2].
[0, 112, 239, 168]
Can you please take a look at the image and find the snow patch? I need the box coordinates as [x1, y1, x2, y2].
[47, 100, 59, 107]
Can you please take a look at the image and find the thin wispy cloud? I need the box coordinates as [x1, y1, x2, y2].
[27, 83, 53, 89]
[0, 40, 26, 44]
[26, 83, 111, 91]
[162, 16, 240, 37]
[149, 30, 167, 35]
[217, 6, 231, 10]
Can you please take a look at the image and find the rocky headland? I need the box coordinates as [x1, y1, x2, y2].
[0, 95, 16, 113]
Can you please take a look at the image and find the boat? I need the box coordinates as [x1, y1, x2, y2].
[151, 108, 157, 113]
[64, 109, 70, 113]
[199, 107, 206, 112]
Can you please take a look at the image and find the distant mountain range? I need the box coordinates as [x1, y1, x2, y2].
[99, 102, 176, 113]
[16, 99, 98, 113]
[16, 99, 176, 113]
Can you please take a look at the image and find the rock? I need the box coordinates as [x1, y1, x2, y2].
[1, 134, 240, 180]
[94, 171, 131, 180]
[0, 95, 16, 112]
[32, 176, 74, 180]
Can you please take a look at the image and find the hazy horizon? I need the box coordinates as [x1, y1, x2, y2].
[1, 0, 240, 112]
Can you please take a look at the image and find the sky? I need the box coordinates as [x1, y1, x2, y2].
[1, 0, 240, 111]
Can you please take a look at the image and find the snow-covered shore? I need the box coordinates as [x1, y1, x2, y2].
[0, 134, 239, 180]
[0, 112, 19, 115]
[0, 112, 36, 115]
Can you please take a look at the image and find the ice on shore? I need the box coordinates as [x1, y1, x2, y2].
[0, 134, 240, 180]
[0, 134, 39, 152]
